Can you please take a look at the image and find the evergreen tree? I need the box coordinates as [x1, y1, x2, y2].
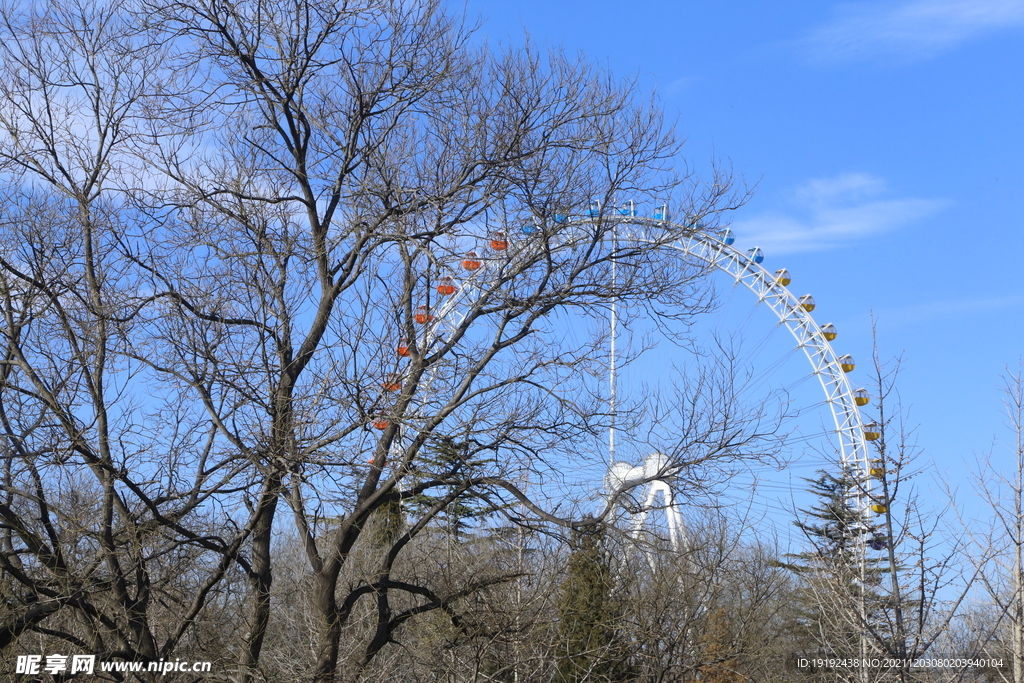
[369, 497, 406, 547]
[780, 467, 886, 678]
[405, 438, 503, 539]
[555, 524, 634, 683]
[692, 608, 746, 683]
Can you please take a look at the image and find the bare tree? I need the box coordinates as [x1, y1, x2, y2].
[863, 339, 981, 683]
[964, 365, 1024, 683]
[0, 4, 258, 680]
[782, 330, 978, 683]
[0, 0, 773, 681]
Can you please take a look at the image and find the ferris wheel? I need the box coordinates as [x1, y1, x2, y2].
[374, 200, 883, 551]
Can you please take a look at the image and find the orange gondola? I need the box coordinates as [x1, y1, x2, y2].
[436, 276, 457, 296]
[415, 305, 434, 325]
[490, 231, 508, 251]
[462, 251, 482, 271]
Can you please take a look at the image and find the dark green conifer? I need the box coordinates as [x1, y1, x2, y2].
[779, 467, 886, 678]
[555, 524, 633, 682]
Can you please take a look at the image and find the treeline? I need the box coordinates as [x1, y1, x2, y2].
[9, 497, 991, 683]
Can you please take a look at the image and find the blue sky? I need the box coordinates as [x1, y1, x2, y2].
[464, 0, 1024, 532]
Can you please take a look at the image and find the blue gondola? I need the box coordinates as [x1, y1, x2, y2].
[587, 201, 601, 217]
[654, 204, 670, 221]
[553, 213, 568, 223]
[619, 200, 636, 217]
[521, 220, 540, 236]
[747, 246, 764, 264]
[719, 228, 735, 245]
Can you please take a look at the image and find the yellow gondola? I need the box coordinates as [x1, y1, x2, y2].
[871, 503, 887, 514]
[869, 458, 885, 478]
[798, 294, 815, 312]
[854, 387, 870, 406]
[774, 268, 791, 286]
[838, 355, 855, 372]
[864, 422, 881, 440]
[820, 322, 837, 341]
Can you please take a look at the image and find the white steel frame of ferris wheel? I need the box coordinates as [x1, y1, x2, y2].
[399, 209, 877, 665]
[598, 211, 878, 675]
[405, 211, 877, 530]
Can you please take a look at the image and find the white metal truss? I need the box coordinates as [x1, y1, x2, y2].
[392, 214, 875, 538]
[602, 217, 875, 548]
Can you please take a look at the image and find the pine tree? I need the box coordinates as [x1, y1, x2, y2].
[787, 468, 879, 564]
[369, 497, 406, 547]
[404, 438, 502, 540]
[693, 608, 746, 683]
[780, 467, 886, 678]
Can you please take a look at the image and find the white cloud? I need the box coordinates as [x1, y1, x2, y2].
[794, 173, 886, 205]
[730, 173, 946, 254]
[804, 0, 1024, 63]
[664, 76, 698, 96]
[882, 294, 1024, 323]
